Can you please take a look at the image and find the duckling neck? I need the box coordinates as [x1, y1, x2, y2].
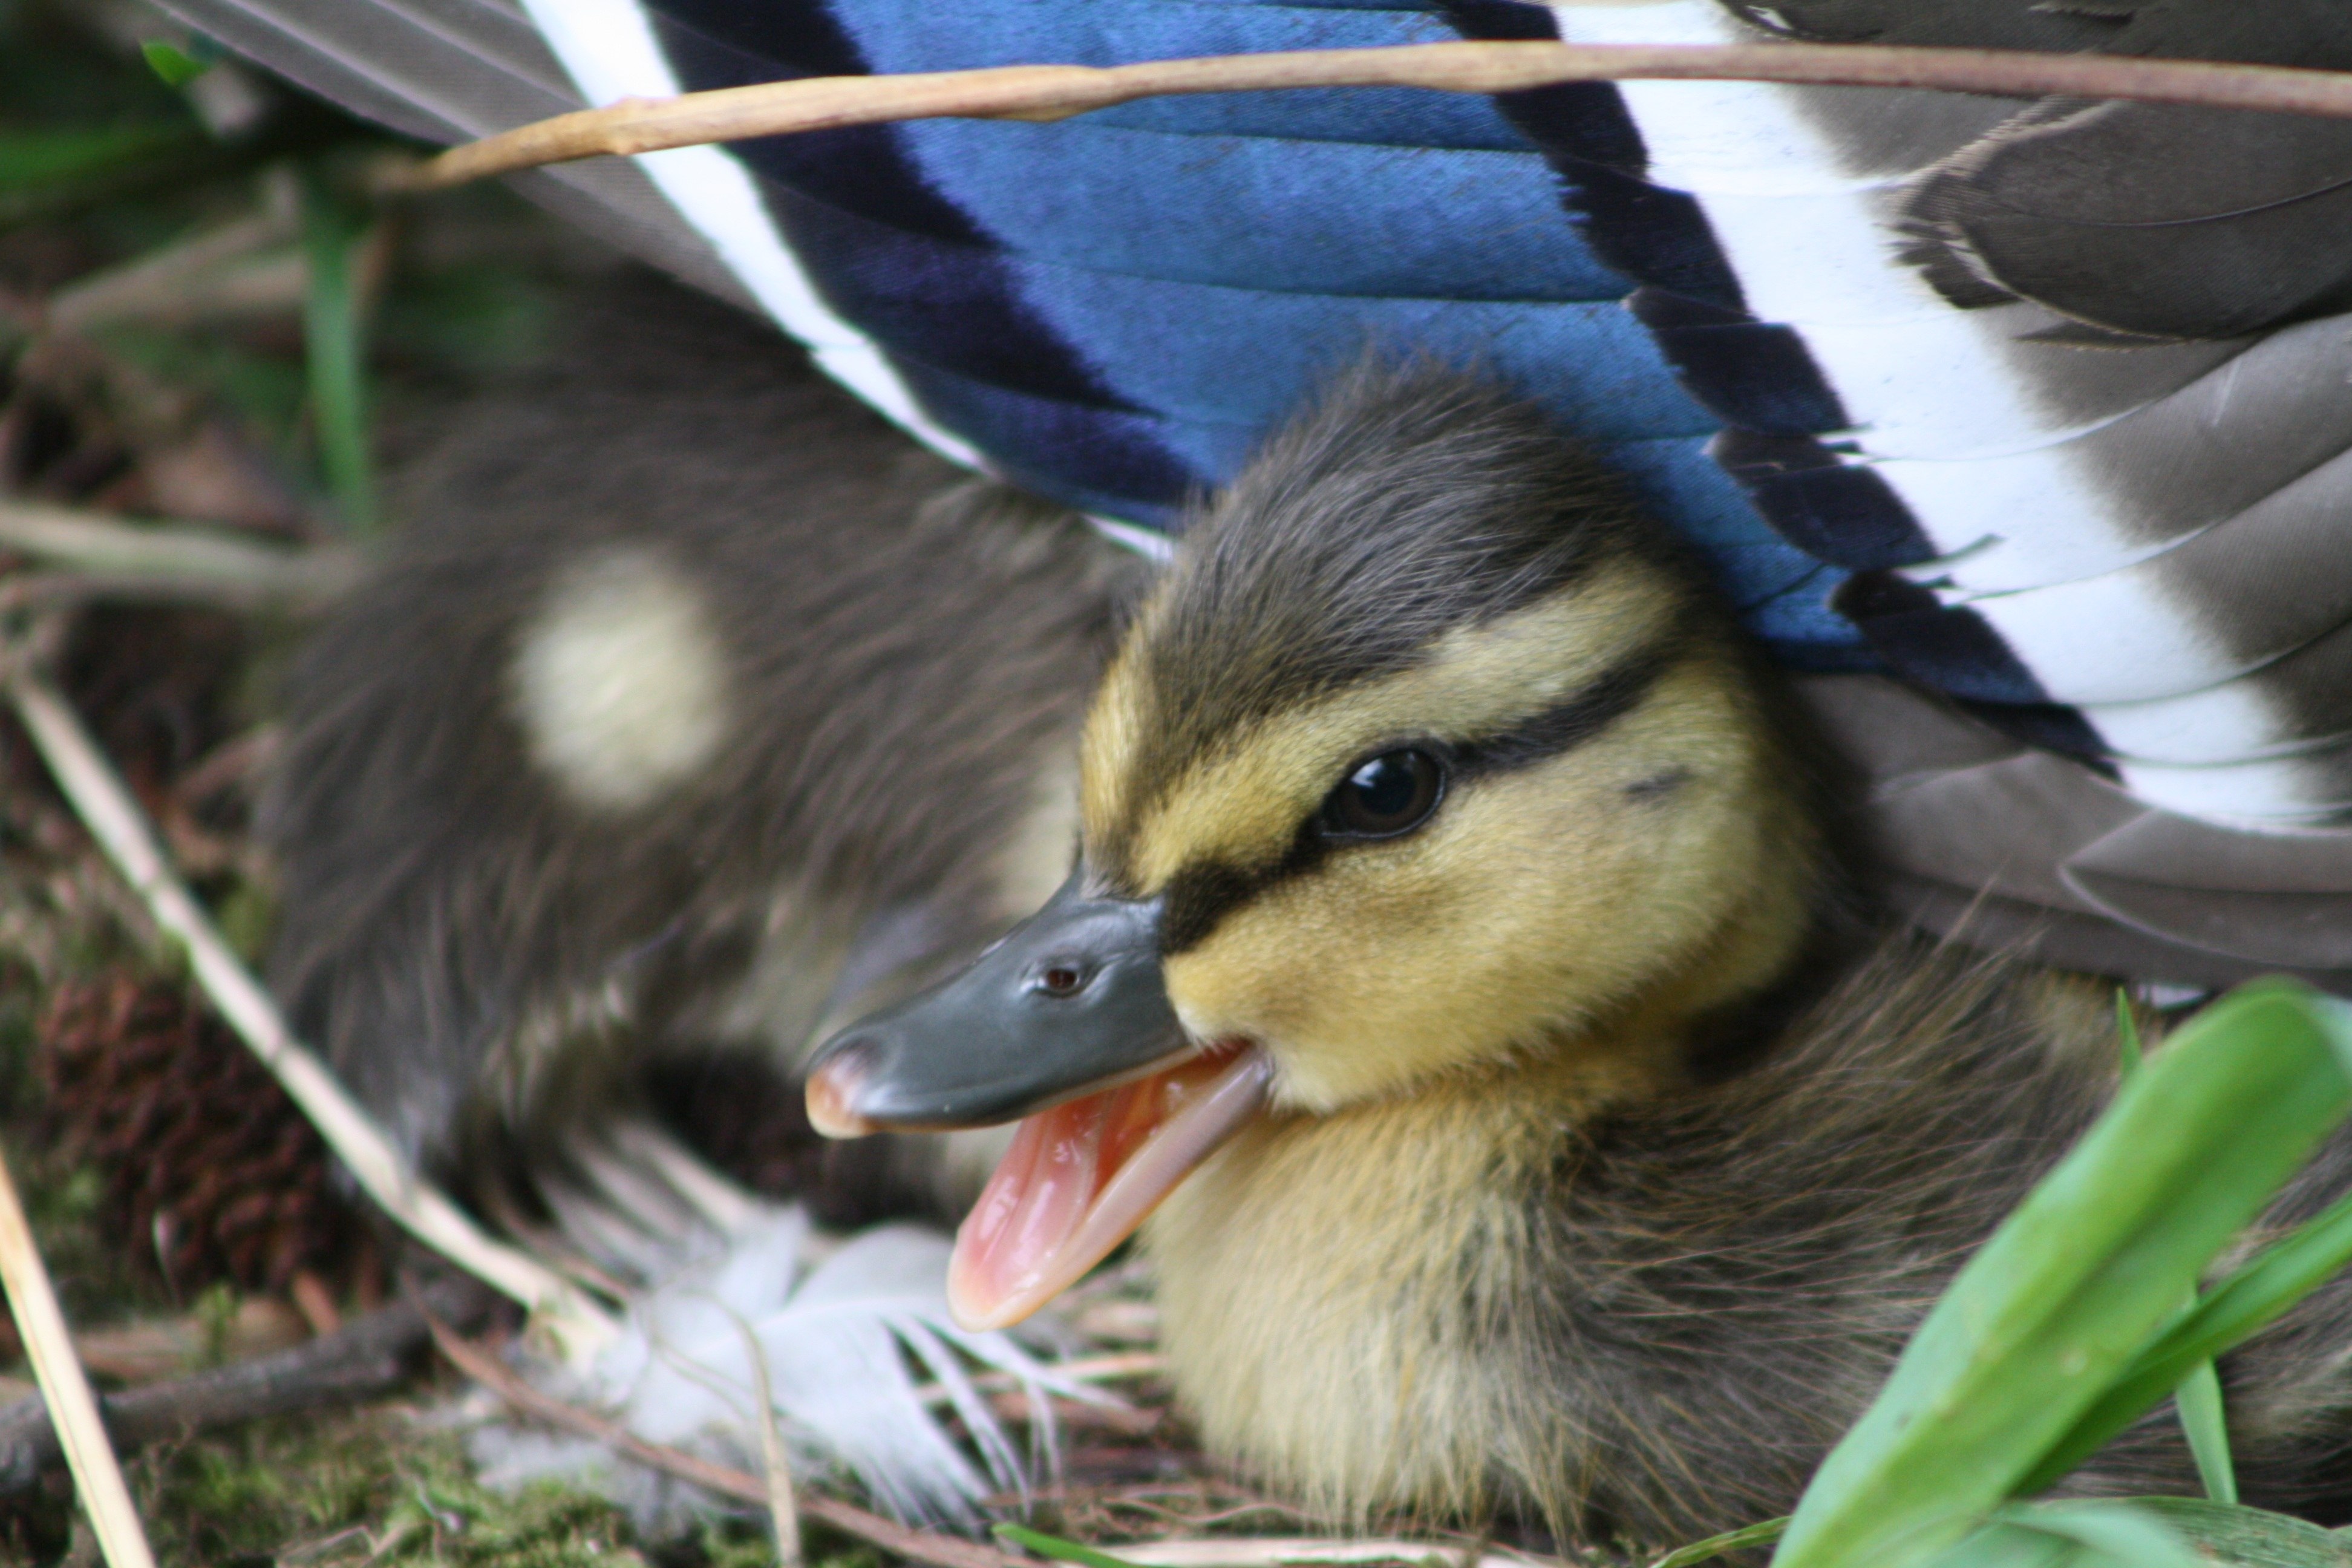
[1141, 792, 1850, 1530]
[1144, 1027, 1678, 1529]
[1142, 938, 2137, 1543]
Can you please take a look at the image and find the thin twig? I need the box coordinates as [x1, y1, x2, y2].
[0, 501, 362, 608]
[421, 1308, 1023, 1568]
[0, 665, 618, 1361]
[0, 569, 346, 613]
[973, 1389, 1158, 1438]
[70, 1297, 306, 1383]
[400, 40, 2352, 191]
[44, 212, 298, 334]
[0, 1278, 497, 1492]
[0, 1139, 156, 1568]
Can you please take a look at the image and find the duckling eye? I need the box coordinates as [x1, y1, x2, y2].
[1321, 749, 1445, 840]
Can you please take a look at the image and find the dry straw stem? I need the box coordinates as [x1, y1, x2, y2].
[0, 501, 362, 610]
[731, 1313, 803, 1568]
[0, 1139, 157, 1568]
[1, 667, 621, 1362]
[422, 1310, 1024, 1568]
[402, 39, 2352, 191]
[44, 211, 302, 335]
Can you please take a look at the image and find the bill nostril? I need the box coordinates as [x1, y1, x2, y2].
[1033, 963, 1089, 998]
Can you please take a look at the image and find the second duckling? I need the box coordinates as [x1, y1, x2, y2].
[263, 281, 1137, 1224]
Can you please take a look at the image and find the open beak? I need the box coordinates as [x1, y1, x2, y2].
[805, 871, 1271, 1330]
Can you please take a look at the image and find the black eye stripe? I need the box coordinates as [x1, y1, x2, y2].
[1452, 641, 1679, 778]
[1161, 858, 1279, 955]
[1154, 642, 1683, 956]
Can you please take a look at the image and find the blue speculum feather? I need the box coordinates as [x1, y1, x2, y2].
[644, 0, 1873, 669]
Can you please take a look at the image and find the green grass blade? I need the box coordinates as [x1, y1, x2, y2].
[299, 169, 376, 531]
[0, 120, 213, 228]
[2137, 1498, 2352, 1567]
[1976, 1501, 2204, 1568]
[1651, 1518, 1789, 1568]
[2115, 991, 2143, 1078]
[1771, 982, 2352, 1568]
[0, 125, 196, 191]
[2024, 1178, 2352, 1494]
[2177, 1357, 2237, 1504]
[994, 1525, 1148, 1568]
[140, 41, 215, 88]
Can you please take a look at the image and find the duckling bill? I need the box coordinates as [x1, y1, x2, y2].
[808, 854, 1279, 1325]
[808, 878, 1270, 1325]
[808, 364, 2352, 1539]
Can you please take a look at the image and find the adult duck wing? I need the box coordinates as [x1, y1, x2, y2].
[160, 0, 2352, 983]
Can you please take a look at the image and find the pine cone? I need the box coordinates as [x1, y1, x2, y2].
[36, 975, 362, 1294]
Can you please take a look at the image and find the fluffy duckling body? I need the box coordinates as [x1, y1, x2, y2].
[812, 368, 2352, 1544]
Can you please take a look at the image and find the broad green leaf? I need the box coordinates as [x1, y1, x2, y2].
[2023, 995, 2352, 1495]
[995, 1525, 1149, 1568]
[1651, 1518, 1789, 1568]
[299, 168, 377, 530]
[1772, 982, 2352, 1568]
[2120, 991, 2241, 1501]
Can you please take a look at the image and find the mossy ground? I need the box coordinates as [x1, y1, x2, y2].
[0, 1398, 910, 1567]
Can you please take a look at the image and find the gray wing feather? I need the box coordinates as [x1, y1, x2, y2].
[1906, 102, 2352, 341]
[2065, 813, 2352, 970]
[1806, 675, 2352, 987]
[148, 0, 749, 305]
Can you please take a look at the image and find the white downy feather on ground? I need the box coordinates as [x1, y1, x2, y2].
[469, 1126, 1099, 1533]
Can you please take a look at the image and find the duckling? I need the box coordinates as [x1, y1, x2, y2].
[806, 363, 2352, 1546]
[261, 280, 1140, 1229]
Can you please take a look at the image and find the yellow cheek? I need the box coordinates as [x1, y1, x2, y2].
[1164, 693, 1775, 1111]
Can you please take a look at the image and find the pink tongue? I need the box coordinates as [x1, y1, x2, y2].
[947, 1045, 1272, 1330]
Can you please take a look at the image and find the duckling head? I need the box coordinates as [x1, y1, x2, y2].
[808, 365, 1829, 1328]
